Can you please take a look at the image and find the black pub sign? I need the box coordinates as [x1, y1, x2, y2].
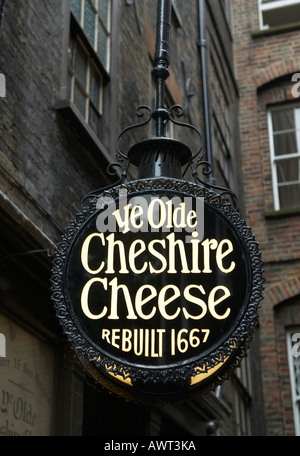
[51, 177, 263, 403]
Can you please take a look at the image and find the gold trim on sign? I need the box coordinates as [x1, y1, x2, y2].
[107, 366, 133, 386]
[190, 357, 229, 386]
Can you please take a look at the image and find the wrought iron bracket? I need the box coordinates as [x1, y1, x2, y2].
[83, 0, 239, 210]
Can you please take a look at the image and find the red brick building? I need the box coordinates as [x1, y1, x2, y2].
[0, 0, 299, 437]
[231, 0, 300, 436]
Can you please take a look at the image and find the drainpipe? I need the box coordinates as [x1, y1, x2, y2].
[198, 0, 214, 182]
[128, 0, 192, 179]
[0, 0, 6, 37]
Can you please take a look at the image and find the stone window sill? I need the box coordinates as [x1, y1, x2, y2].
[252, 21, 300, 38]
[264, 207, 300, 219]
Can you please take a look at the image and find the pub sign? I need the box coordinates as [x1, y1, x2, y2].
[51, 177, 263, 403]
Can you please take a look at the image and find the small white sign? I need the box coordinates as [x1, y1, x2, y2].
[0, 333, 5, 357]
[0, 73, 6, 97]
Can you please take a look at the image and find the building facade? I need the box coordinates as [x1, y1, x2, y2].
[231, 0, 300, 436]
[0, 0, 298, 437]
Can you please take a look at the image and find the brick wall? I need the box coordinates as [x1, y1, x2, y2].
[231, 0, 300, 435]
[0, 0, 111, 246]
[0, 0, 261, 436]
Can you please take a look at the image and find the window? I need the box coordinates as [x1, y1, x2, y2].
[70, 0, 110, 71]
[68, 0, 111, 135]
[232, 358, 253, 435]
[268, 105, 300, 211]
[287, 330, 300, 435]
[258, 0, 300, 30]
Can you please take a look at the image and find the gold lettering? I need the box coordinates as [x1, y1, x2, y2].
[134, 328, 143, 356]
[105, 233, 129, 274]
[135, 284, 157, 319]
[81, 233, 105, 274]
[201, 238, 218, 273]
[157, 329, 165, 357]
[108, 277, 137, 319]
[102, 328, 110, 342]
[81, 277, 108, 319]
[186, 209, 197, 229]
[167, 233, 190, 273]
[148, 239, 167, 273]
[122, 329, 132, 352]
[190, 232, 201, 273]
[128, 239, 147, 274]
[216, 239, 236, 273]
[158, 284, 181, 320]
[173, 203, 187, 229]
[130, 205, 143, 230]
[148, 199, 166, 229]
[111, 329, 120, 348]
[112, 203, 132, 234]
[182, 284, 207, 320]
[208, 286, 231, 320]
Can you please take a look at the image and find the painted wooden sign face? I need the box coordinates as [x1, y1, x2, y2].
[51, 178, 263, 403]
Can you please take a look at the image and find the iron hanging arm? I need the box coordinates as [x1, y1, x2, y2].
[152, 0, 172, 137]
[0, 0, 7, 37]
[198, 0, 214, 181]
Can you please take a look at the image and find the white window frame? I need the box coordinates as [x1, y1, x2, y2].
[286, 329, 300, 436]
[68, 36, 104, 124]
[258, 0, 300, 30]
[71, 0, 111, 73]
[267, 105, 300, 211]
[67, 0, 112, 136]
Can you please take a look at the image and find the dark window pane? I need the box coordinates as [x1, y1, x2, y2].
[74, 83, 87, 119]
[98, 0, 109, 28]
[84, 0, 96, 46]
[74, 42, 87, 89]
[273, 131, 297, 156]
[278, 182, 300, 210]
[262, 3, 300, 28]
[89, 103, 100, 135]
[276, 158, 300, 183]
[71, 0, 82, 22]
[272, 109, 295, 132]
[90, 64, 101, 109]
[97, 22, 108, 68]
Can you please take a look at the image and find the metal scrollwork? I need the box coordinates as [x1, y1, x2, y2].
[51, 177, 264, 403]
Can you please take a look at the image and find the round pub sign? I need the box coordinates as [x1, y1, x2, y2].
[51, 178, 263, 403]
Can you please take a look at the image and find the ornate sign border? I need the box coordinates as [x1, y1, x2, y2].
[51, 177, 264, 402]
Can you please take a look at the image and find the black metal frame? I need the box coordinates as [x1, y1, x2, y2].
[51, 177, 264, 403]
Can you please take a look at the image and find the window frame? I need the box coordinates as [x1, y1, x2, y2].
[267, 104, 300, 211]
[70, 0, 111, 73]
[258, 0, 300, 30]
[68, 33, 104, 132]
[286, 329, 300, 436]
[67, 1, 112, 136]
[56, 0, 119, 167]
[232, 357, 253, 436]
